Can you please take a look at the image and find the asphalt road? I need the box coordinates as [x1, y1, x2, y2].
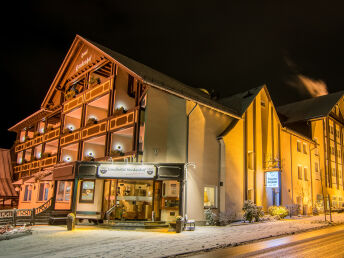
[190, 224, 344, 258]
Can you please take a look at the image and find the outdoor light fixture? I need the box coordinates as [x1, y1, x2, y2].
[64, 156, 72, 162]
[66, 124, 75, 131]
[88, 151, 94, 157]
[115, 145, 122, 151]
[89, 115, 97, 120]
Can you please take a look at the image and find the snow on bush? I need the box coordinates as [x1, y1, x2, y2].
[242, 200, 264, 223]
[268, 206, 289, 219]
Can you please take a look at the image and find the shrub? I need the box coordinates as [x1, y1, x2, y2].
[242, 200, 264, 223]
[268, 206, 289, 219]
[204, 208, 217, 225]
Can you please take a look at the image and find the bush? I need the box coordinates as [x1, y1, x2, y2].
[242, 200, 264, 223]
[204, 208, 217, 225]
[268, 206, 289, 219]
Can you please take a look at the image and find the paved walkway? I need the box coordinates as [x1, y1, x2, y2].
[0, 214, 344, 258]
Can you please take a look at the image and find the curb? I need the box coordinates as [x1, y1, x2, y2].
[0, 231, 32, 241]
[167, 222, 344, 257]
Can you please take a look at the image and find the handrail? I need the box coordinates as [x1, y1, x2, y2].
[105, 204, 117, 220]
[35, 198, 53, 215]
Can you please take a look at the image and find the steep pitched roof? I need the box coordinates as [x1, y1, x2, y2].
[84, 37, 240, 118]
[218, 86, 264, 117]
[277, 91, 344, 124]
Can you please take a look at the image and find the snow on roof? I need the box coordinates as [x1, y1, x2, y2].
[218, 86, 264, 116]
[277, 91, 344, 124]
[84, 37, 241, 118]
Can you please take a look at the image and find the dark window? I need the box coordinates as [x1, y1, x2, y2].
[23, 185, 32, 202]
[38, 183, 45, 201]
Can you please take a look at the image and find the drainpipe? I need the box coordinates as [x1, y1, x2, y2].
[184, 102, 198, 217]
[217, 138, 225, 214]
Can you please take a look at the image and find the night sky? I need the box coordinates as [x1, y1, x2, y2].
[1, 1, 344, 149]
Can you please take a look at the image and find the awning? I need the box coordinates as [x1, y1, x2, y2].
[53, 163, 75, 180]
[12, 179, 24, 185]
[40, 173, 53, 181]
[25, 177, 36, 183]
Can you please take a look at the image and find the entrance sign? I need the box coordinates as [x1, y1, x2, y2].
[265, 171, 279, 188]
[97, 164, 156, 178]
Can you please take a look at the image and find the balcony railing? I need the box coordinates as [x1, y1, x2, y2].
[13, 155, 58, 174]
[15, 128, 60, 153]
[63, 79, 113, 114]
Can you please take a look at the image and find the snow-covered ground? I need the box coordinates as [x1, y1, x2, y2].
[1, 213, 344, 258]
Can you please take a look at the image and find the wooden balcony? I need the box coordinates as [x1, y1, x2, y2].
[14, 128, 60, 153]
[63, 94, 84, 114]
[60, 130, 80, 146]
[13, 155, 58, 174]
[43, 128, 60, 142]
[109, 110, 136, 131]
[85, 80, 112, 102]
[81, 121, 108, 140]
[15, 143, 25, 152]
[63, 79, 113, 114]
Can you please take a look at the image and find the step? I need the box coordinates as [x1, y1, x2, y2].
[100, 223, 169, 230]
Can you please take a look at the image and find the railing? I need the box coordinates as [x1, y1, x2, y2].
[63, 79, 113, 114]
[15, 128, 60, 153]
[60, 130, 80, 146]
[35, 198, 53, 215]
[81, 121, 108, 140]
[13, 155, 58, 174]
[0, 209, 14, 218]
[0, 199, 53, 226]
[105, 204, 117, 220]
[109, 110, 136, 131]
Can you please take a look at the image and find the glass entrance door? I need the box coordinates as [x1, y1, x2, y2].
[116, 179, 153, 220]
[102, 180, 118, 219]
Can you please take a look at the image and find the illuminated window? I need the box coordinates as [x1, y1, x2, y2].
[298, 165, 302, 180]
[330, 126, 334, 135]
[204, 186, 216, 208]
[297, 141, 302, 152]
[56, 181, 72, 202]
[23, 185, 32, 202]
[80, 180, 95, 203]
[17, 152, 23, 164]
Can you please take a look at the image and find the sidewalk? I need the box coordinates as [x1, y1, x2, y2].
[0, 213, 344, 258]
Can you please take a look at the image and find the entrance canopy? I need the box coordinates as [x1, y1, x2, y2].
[75, 161, 185, 181]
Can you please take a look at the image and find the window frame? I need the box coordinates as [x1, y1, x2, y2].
[79, 180, 96, 203]
[23, 185, 32, 202]
[203, 185, 217, 209]
[297, 141, 302, 152]
[298, 165, 303, 180]
[56, 181, 73, 203]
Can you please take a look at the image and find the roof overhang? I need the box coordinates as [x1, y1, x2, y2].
[8, 108, 52, 133]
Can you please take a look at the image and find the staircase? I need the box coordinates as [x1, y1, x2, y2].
[0, 198, 60, 226]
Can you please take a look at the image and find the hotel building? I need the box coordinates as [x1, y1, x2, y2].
[7, 35, 344, 224]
